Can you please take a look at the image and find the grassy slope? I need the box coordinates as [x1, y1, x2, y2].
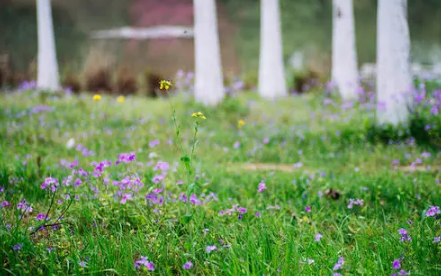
[0, 88, 440, 275]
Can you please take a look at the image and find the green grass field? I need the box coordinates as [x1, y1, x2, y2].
[1, 85, 441, 275]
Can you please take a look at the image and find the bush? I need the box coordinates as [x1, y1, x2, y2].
[143, 70, 166, 98]
[62, 74, 81, 93]
[288, 69, 321, 94]
[84, 68, 112, 94]
[115, 68, 138, 95]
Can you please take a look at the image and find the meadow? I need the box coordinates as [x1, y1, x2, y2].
[1, 80, 441, 275]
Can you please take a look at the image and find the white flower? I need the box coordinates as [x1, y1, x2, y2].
[149, 152, 158, 159]
[66, 138, 75, 149]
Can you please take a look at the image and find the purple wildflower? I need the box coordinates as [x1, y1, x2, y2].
[433, 236, 440, 243]
[333, 257, 345, 271]
[120, 193, 132, 204]
[41, 177, 59, 191]
[154, 161, 169, 172]
[305, 206, 311, 212]
[79, 261, 87, 268]
[347, 198, 363, 209]
[134, 256, 155, 271]
[115, 152, 135, 165]
[36, 213, 47, 221]
[183, 261, 193, 270]
[1, 201, 10, 208]
[258, 181, 267, 193]
[392, 259, 401, 269]
[315, 233, 323, 242]
[13, 244, 22, 251]
[398, 228, 412, 242]
[237, 207, 247, 213]
[426, 206, 440, 217]
[149, 140, 160, 148]
[206, 245, 217, 253]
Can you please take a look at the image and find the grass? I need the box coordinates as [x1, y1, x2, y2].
[0, 85, 441, 275]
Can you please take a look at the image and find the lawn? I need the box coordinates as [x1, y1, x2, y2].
[0, 85, 441, 275]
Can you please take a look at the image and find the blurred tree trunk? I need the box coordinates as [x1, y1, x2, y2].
[37, 0, 60, 91]
[376, 0, 413, 125]
[332, 0, 358, 100]
[258, 0, 287, 99]
[193, 0, 224, 105]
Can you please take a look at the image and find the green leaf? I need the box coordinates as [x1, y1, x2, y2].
[183, 213, 192, 224]
[180, 156, 190, 162]
[188, 183, 196, 193]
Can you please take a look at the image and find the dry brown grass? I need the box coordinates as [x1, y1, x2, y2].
[82, 47, 114, 94]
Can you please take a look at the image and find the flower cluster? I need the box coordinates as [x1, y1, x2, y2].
[115, 152, 136, 165]
[41, 177, 60, 192]
[191, 111, 206, 119]
[134, 256, 155, 271]
[159, 80, 172, 91]
[257, 181, 266, 193]
[347, 198, 363, 209]
[333, 256, 345, 275]
[398, 228, 412, 242]
[426, 206, 440, 217]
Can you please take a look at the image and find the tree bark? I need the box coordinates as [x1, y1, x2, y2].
[258, 0, 287, 99]
[37, 0, 60, 91]
[193, 0, 224, 105]
[376, 0, 413, 126]
[332, 0, 359, 100]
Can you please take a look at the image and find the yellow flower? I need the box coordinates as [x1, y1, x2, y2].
[191, 111, 206, 119]
[117, 95, 125, 103]
[93, 94, 101, 102]
[159, 80, 172, 90]
[238, 119, 245, 128]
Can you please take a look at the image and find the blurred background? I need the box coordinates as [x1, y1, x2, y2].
[1, 0, 441, 93]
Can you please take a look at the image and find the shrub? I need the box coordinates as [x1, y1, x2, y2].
[62, 74, 81, 93]
[115, 68, 138, 95]
[289, 69, 321, 94]
[84, 68, 113, 94]
[143, 70, 166, 98]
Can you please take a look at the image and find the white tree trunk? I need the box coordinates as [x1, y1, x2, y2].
[37, 0, 60, 91]
[193, 0, 224, 105]
[332, 0, 358, 100]
[376, 0, 413, 126]
[259, 0, 287, 99]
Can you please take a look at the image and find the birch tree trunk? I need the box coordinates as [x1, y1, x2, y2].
[259, 0, 287, 99]
[193, 0, 224, 105]
[37, 0, 60, 91]
[376, 0, 413, 125]
[332, 0, 359, 100]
